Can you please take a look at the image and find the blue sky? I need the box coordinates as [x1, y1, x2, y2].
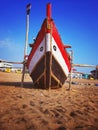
[0, 0, 98, 73]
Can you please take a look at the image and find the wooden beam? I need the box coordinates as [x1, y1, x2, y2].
[4, 61, 23, 64]
[73, 64, 96, 68]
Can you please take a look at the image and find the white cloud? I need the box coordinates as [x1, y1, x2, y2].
[0, 38, 24, 62]
[0, 38, 14, 49]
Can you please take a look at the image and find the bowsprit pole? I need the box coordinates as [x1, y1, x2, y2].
[21, 3, 31, 87]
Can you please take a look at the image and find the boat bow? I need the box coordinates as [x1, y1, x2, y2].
[27, 3, 71, 89]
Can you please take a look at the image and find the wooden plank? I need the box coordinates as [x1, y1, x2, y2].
[73, 64, 96, 68]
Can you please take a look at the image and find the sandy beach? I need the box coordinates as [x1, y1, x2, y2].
[0, 71, 98, 130]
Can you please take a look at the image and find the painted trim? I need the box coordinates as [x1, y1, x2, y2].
[29, 38, 45, 74]
[46, 33, 69, 76]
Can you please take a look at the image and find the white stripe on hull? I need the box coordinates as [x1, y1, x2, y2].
[29, 38, 45, 74]
[29, 33, 69, 77]
[46, 33, 51, 52]
[46, 33, 69, 77]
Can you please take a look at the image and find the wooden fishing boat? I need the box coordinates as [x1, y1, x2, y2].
[26, 3, 71, 89]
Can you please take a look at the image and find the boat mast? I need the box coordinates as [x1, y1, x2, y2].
[24, 3, 31, 58]
[21, 3, 31, 87]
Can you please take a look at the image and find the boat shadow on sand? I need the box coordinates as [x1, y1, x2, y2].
[0, 81, 34, 89]
[0, 81, 68, 90]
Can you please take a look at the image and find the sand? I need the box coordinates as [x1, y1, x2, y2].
[0, 71, 98, 130]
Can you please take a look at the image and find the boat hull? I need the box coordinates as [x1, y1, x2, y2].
[26, 4, 71, 89]
[30, 51, 67, 89]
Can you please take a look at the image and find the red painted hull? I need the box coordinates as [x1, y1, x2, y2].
[26, 3, 71, 89]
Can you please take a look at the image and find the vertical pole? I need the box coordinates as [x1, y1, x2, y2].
[46, 3, 51, 19]
[21, 62, 25, 87]
[69, 50, 73, 90]
[21, 3, 31, 87]
[96, 65, 98, 79]
[24, 14, 29, 57]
